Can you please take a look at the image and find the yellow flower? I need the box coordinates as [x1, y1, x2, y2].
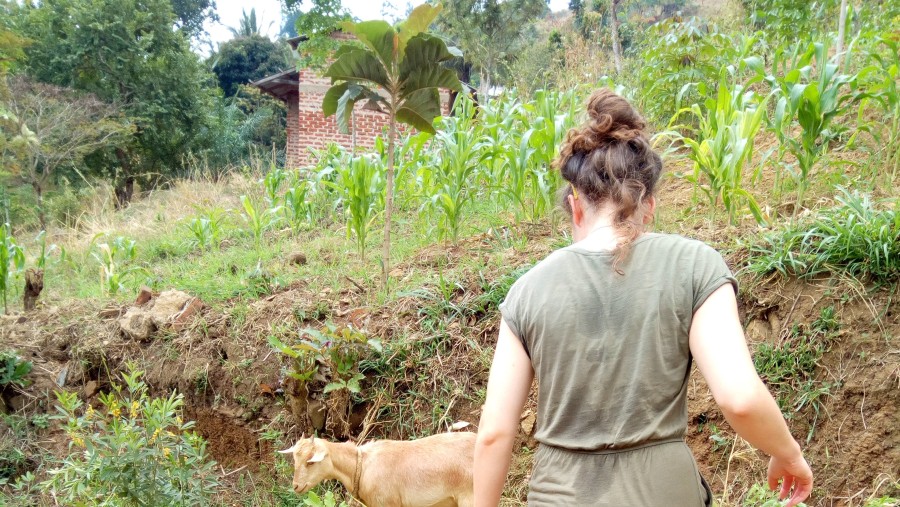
[163, 448, 171, 458]
[150, 428, 162, 443]
[111, 407, 121, 418]
[130, 400, 140, 419]
[72, 436, 85, 448]
[86, 405, 95, 418]
[175, 416, 182, 426]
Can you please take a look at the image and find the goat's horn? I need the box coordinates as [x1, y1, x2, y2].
[277, 442, 299, 454]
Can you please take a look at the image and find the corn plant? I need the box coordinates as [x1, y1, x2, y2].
[764, 41, 858, 215]
[0, 225, 24, 314]
[33, 230, 57, 270]
[90, 236, 147, 296]
[283, 179, 312, 233]
[329, 155, 384, 257]
[672, 75, 770, 225]
[427, 98, 486, 242]
[858, 34, 900, 182]
[184, 207, 228, 251]
[262, 166, 288, 205]
[240, 195, 281, 255]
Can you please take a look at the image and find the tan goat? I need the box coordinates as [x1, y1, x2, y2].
[278, 432, 475, 507]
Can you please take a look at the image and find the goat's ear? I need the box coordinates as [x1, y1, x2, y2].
[277, 442, 299, 454]
[307, 450, 326, 463]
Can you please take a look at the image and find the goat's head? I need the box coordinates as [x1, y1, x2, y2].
[278, 435, 330, 495]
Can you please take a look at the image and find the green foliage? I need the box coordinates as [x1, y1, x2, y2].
[44, 364, 219, 506]
[303, 490, 350, 507]
[747, 189, 900, 284]
[90, 236, 147, 297]
[211, 34, 291, 97]
[184, 206, 229, 251]
[670, 73, 769, 224]
[0, 351, 32, 388]
[269, 323, 382, 395]
[329, 155, 384, 257]
[637, 18, 742, 125]
[283, 177, 313, 234]
[289, 0, 354, 71]
[758, 41, 859, 211]
[435, 0, 547, 93]
[753, 307, 839, 442]
[741, 0, 836, 45]
[19, 0, 218, 189]
[240, 195, 281, 255]
[323, 3, 463, 284]
[426, 97, 485, 241]
[858, 34, 900, 182]
[228, 8, 268, 38]
[0, 223, 24, 314]
[743, 482, 809, 506]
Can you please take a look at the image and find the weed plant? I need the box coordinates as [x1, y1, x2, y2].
[748, 189, 899, 284]
[43, 364, 219, 506]
[90, 235, 147, 296]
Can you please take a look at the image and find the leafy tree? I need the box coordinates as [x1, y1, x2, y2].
[435, 0, 547, 95]
[17, 0, 218, 205]
[171, 0, 218, 38]
[288, 0, 354, 71]
[5, 77, 131, 230]
[322, 3, 462, 285]
[211, 35, 291, 96]
[229, 8, 271, 38]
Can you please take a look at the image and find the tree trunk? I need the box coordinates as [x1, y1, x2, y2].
[114, 148, 135, 208]
[32, 180, 46, 232]
[23, 268, 43, 312]
[610, 0, 623, 74]
[836, 0, 849, 70]
[382, 113, 396, 287]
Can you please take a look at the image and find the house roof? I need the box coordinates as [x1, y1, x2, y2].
[250, 69, 300, 101]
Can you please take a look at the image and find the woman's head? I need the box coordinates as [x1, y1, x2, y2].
[553, 89, 662, 269]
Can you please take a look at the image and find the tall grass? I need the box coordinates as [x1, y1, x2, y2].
[747, 189, 900, 283]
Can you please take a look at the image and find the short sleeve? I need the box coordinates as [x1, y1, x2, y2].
[692, 245, 738, 313]
[499, 280, 530, 356]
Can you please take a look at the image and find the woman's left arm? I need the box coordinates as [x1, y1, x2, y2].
[474, 318, 535, 507]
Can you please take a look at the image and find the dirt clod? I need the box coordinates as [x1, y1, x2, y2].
[83, 380, 99, 398]
[134, 286, 153, 306]
[288, 252, 307, 266]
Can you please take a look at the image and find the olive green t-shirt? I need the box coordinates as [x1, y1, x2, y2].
[500, 233, 737, 451]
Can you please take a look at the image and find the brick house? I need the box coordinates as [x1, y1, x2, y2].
[252, 35, 454, 169]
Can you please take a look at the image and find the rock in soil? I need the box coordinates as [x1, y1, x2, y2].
[134, 286, 153, 306]
[288, 252, 307, 266]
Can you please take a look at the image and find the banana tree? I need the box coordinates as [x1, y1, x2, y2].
[322, 3, 463, 286]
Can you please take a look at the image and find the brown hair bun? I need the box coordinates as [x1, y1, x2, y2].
[585, 89, 647, 147]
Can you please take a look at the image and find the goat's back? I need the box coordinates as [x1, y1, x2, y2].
[359, 432, 475, 507]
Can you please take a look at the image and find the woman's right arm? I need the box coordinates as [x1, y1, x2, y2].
[689, 284, 813, 507]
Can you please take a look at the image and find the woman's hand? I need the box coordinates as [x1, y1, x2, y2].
[767, 454, 813, 507]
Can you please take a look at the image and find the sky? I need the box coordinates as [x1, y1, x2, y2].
[207, 0, 570, 48]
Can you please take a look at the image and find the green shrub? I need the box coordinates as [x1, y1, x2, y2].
[747, 189, 900, 284]
[44, 365, 219, 506]
[0, 351, 32, 389]
[0, 224, 24, 314]
[636, 18, 740, 125]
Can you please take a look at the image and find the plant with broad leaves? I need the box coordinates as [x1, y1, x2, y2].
[269, 323, 381, 396]
[0, 351, 32, 388]
[857, 34, 900, 182]
[322, 3, 463, 285]
[43, 364, 219, 506]
[304, 490, 350, 507]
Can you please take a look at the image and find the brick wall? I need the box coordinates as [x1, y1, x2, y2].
[285, 68, 452, 169]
